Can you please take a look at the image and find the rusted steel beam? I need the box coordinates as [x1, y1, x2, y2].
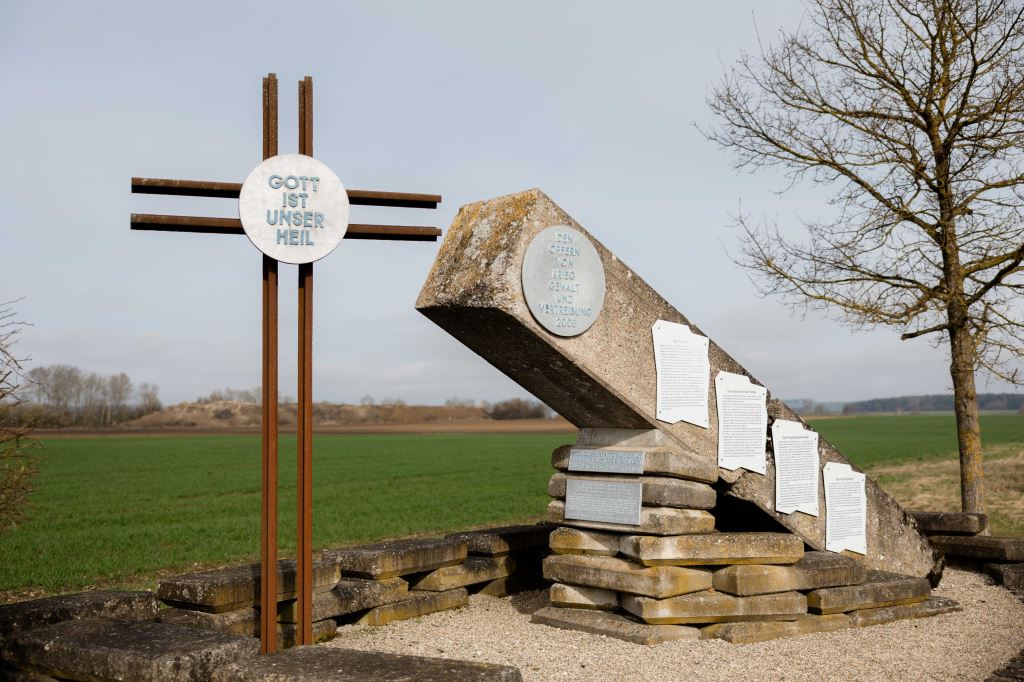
[260, 71, 280, 657]
[130, 214, 441, 240]
[131, 177, 441, 209]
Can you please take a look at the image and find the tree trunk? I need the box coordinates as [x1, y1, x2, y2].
[948, 321, 985, 514]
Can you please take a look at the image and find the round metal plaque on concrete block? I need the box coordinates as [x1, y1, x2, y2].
[239, 154, 349, 264]
[521, 225, 606, 336]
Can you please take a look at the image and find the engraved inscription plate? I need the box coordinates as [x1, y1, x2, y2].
[568, 448, 646, 474]
[521, 225, 606, 336]
[564, 478, 643, 526]
[239, 154, 350, 264]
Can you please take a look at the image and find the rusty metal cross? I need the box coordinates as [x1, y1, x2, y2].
[130, 73, 441, 653]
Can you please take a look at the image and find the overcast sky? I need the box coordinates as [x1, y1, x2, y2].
[2, 1, 1018, 406]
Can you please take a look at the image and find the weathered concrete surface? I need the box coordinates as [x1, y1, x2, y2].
[531, 607, 700, 645]
[547, 500, 715, 536]
[701, 614, 851, 643]
[551, 438, 717, 484]
[549, 583, 619, 610]
[548, 472, 716, 510]
[278, 577, 408, 623]
[543, 554, 712, 598]
[987, 563, 1024, 589]
[158, 559, 340, 613]
[2, 619, 257, 682]
[159, 607, 338, 648]
[620, 532, 804, 567]
[0, 590, 159, 648]
[446, 524, 553, 556]
[910, 511, 987, 535]
[408, 557, 515, 591]
[211, 646, 523, 681]
[160, 605, 259, 636]
[549, 527, 620, 556]
[806, 570, 931, 614]
[415, 189, 941, 582]
[930, 535, 1024, 562]
[356, 589, 468, 626]
[847, 596, 962, 627]
[712, 551, 866, 596]
[323, 538, 467, 579]
[621, 590, 807, 625]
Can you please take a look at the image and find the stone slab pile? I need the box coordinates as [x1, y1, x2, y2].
[911, 510, 1024, 591]
[535, 435, 959, 644]
[152, 528, 551, 652]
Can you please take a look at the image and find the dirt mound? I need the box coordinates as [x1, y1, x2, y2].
[126, 400, 489, 429]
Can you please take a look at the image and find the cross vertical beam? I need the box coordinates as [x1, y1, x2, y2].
[259, 73, 279, 655]
[296, 76, 315, 647]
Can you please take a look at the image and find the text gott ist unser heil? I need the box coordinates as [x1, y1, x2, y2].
[264, 175, 326, 246]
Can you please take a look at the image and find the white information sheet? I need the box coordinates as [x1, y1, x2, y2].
[823, 462, 867, 555]
[715, 371, 768, 474]
[652, 320, 710, 428]
[772, 419, 819, 516]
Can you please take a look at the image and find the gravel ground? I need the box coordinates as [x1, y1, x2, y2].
[327, 568, 1024, 682]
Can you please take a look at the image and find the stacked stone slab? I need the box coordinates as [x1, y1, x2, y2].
[911, 510, 1024, 591]
[534, 434, 960, 644]
[444, 524, 553, 596]
[154, 529, 550, 650]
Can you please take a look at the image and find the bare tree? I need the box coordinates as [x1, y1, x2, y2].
[706, 0, 1024, 514]
[0, 301, 38, 532]
[137, 383, 162, 414]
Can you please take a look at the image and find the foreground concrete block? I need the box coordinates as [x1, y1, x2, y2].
[547, 500, 715, 536]
[0, 590, 159, 648]
[446, 524, 553, 556]
[806, 570, 930, 614]
[159, 608, 339, 648]
[551, 440, 717, 485]
[2, 619, 257, 682]
[544, 553, 712, 598]
[158, 559, 340, 613]
[279, 577, 408, 623]
[986, 563, 1024, 589]
[929, 535, 1024, 562]
[211, 646, 523, 681]
[621, 532, 804, 567]
[701, 614, 851, 643]
[0, 664, 59, 682]
[415, 188, 941, 581]
[910, 511, 987, 536]
[549, 472, 716, 510]
[549, 527, 620, 556]
[549, 583, 618, 610]
[160, 606, 258, 637]
[409, 557, 515, 592]
[356, 588, 468, 626]
[712, 551, 866, 596]
[621, 590, 807, 625]
[323, 537, 468, 579]
[847, 596, 962, 627]
[531, 606, 700, 645]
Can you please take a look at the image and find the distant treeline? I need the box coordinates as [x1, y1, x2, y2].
[4, 365, 162, 427]
[842, 393, 1024, 414]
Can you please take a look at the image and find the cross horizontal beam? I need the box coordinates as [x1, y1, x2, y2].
[131, 177, 441, 209]
[130, 213, 441, 241]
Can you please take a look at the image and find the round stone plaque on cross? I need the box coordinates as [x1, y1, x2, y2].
[521, 225, 606, 337]
[239, 153, 350, 264]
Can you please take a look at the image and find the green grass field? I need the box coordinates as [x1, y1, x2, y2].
[0, 414, 1021, 598]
